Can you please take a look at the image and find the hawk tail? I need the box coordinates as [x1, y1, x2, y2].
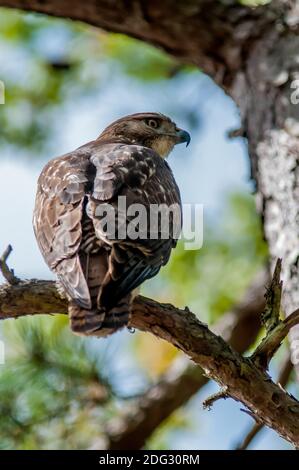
[68, 248, 132, 337]
[68, 295, 131, 338]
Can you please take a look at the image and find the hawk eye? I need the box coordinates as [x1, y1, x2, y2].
[146, 119, 159, 129]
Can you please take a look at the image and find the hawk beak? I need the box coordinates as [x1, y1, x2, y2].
[175, 128, 191, 147]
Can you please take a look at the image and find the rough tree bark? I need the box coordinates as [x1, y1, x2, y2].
[227, 1, 299, 377]
[1, 0, 299, 447]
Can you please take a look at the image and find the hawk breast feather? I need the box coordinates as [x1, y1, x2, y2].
[33, 142, 182, 310]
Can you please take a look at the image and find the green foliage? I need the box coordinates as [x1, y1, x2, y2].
[0, 316, 115, 449]
[0, 9, 196, 153]
[0, 10, 80, 150]
[0, 11, 98, 151]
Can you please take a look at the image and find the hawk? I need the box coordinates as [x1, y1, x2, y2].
[33, 113, 190, 337]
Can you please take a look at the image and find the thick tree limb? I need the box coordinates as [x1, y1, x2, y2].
[0, 0, 291, 87]
[105, 271, 267, 450]
[1, 277, 299, 447]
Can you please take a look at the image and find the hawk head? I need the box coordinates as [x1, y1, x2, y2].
[97, 112, 191, 158]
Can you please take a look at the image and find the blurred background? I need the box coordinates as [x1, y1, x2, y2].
[0, 7, 295, 450]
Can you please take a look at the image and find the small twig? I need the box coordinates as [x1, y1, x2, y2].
[252, 308, 299, 369]
[240, 408, 262, 424]
[262, 259, 283, 333]
[237, 354, 293, 450]
[0, 245, 20, 285]
[203, 387, 228, 410]
[227, 127, 246, 139]
[251, 259, 292, 369]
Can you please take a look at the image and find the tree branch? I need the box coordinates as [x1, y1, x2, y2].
[0, 0, 291, 86]
[237, 354, 294, 450]
[261, 258, 282, 334]
[1, 274, 299, 447]
[250, 259, 299, 370]
[202, 387, 228, 410]
[0, 245, 20, 285]
[253, 309, 299, 369]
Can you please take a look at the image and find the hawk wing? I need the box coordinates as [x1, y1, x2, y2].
[33, 142, 181, 310]
[88, 143, 182, 308]
[33, 146, 92, 308]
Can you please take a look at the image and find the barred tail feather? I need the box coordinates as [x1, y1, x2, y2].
[68, 302, 106, 335]
[68, 295, 131, 338]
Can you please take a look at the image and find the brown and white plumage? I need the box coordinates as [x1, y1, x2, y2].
[33, 113, 190, 337]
